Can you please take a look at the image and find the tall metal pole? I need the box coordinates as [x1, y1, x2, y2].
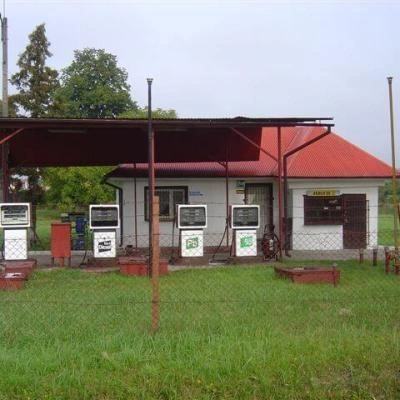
[1, 15, 8, 202]
[147, 78, 154, 275]
[387, 77, 399, 252]
[277, 126, 283, 260]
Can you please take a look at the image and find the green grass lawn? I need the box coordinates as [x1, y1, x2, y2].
[0, 262, 399, 399]
[379, 211, 396, 246]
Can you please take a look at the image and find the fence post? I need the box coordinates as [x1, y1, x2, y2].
[384, 247, 390, 274]
[372, 247, 378, 266]
[151, 196, 160, 333]
[359, 248, 364, 264]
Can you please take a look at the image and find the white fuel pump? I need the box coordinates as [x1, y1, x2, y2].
[0, 203, 31, 260]
[230, 205, 260, 257]
[89, 205, 120, 258]
[176, 205, 207, 257]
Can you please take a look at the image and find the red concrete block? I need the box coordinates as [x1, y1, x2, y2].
[0, 272, 28, 290]
[118, 257, 169, 276]
[5, 259, 36, 277]
[275, 266, 340, 286]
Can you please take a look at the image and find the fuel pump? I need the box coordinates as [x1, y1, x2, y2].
[89, 205, 120, 259]
[0, 203, 31, 260]
[230, 205, 260, 257]
[176, 205, 207, 257]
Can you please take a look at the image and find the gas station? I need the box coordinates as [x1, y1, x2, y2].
[0, 116, 333, 277]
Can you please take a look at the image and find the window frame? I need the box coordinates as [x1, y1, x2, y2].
[144, 186, 188, 222]
[303, 195, 343, 226]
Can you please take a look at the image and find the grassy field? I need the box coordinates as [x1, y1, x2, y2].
[378, 211, 396, 246]
[0, 262, 399, 399]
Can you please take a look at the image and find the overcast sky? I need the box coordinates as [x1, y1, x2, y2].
[3, 0, 400, 163]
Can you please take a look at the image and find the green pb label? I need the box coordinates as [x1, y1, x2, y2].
[186, 237, 199, 250]
[240, 235, 253, 248]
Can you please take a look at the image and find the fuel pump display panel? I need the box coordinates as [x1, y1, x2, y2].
[0, 203, 31, 228]
[89, 205, 120, 229]
[177, 205, 207, 229]
[230, 205, 260, 229]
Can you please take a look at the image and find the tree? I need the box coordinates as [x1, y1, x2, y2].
[43, 167, 115, 211]
[56, 48, 136, 118]
[9, 24, 60, 206]
[121, 107, 177, 119]
[10, 23, 59, 117]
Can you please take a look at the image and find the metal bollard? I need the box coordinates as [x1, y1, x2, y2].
[384, 247, 390, 274]
[372, 247, 378, 266]
[359, 248, 364, 264]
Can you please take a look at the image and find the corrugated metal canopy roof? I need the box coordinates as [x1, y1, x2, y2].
[107, 126, 392, 179]
[0, 117, 333, 167]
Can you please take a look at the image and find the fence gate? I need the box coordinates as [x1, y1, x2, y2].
[343, 194, 367, 249]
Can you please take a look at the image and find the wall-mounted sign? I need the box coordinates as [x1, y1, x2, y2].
[306, 189, 340, 197]
[236, 180, 245, 194]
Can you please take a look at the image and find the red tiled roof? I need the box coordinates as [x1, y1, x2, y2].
[107, 126, 392, 179]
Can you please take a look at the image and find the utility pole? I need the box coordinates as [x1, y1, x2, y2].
[1, 13, 7, 117]
[387, 77, 399, 253]
[1, 13, 8, 202]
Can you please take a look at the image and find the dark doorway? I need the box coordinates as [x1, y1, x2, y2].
[245, 183, 273, 238]
[343, 194, 367, 249]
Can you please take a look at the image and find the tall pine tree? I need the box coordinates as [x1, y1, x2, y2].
[9, 24, 60, 205]
[10, 23, 59, 117]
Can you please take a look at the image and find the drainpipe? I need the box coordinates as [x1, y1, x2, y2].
[282, 127, 331, 256]
[103, 179, 124, 248]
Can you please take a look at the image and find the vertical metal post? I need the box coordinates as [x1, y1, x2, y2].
[134, 163, 138, 249]
[387, 77, 399, 253]
[1, 141, 8, 201]
[1, 15, 7, 117]
[151, 196, 160, 332]
[147, 78, 154, 275]
[277, 127, 283, 259]
[1, 16, 8, 202]
[225, 139, 229, 248]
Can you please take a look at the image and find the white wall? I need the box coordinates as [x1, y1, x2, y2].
[289, 179, 382, 250]
[108, 176, 384, 250]
[109, 177, 276, 248]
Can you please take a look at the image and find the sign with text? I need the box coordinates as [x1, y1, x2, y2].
[181, 230, 204, 257]
[230, 205, 260, 229]
[177, 205, 207, 229]
[306, 189, 340, 197]
[0, 203, 31, 228]
[235, 230, 257, 256]
[93, 231, 116, 258]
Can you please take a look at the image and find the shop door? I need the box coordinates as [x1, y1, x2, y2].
[245, 184, 273, 238]
[343, 194, 367, 249]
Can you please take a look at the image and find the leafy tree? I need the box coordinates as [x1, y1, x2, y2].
[10, 23, 59, 117]
[56, 48, 136, 118]
[121, 107, 177, 119]
[43, 167, 115, 211]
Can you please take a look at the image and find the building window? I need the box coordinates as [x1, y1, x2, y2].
[144, 186, 188, 221]
[304, 195, 343, 225]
